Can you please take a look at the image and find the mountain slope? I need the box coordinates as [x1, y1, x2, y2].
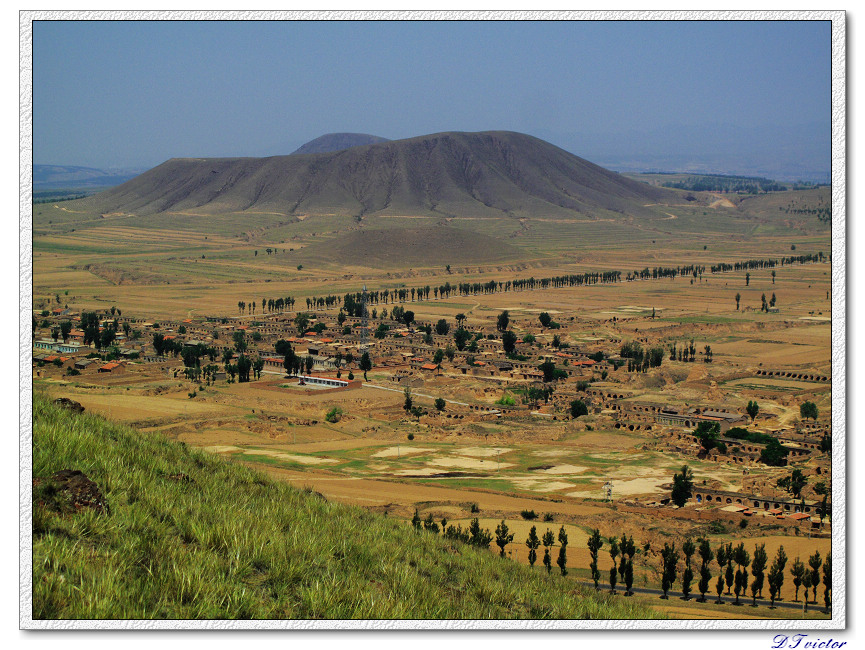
[291, 132, 391, 155]
[79, 131, 682, 220]
[31, 394, 660, 620]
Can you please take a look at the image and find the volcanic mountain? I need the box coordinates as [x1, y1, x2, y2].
[80, 131, 682, 220]
[290, 132, 391, 155]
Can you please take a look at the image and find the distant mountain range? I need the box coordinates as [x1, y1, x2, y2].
[33, 165, 146, 191]
[75, 131, 681, 220]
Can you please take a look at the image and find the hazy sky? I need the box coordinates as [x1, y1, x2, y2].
[32, 19, 832, 177]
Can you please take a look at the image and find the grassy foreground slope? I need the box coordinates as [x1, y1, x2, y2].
[32, 394, 661, 620]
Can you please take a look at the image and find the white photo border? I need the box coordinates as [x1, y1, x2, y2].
[19, 9, 847, 632]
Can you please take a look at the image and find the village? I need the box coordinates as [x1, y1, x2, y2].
[32, 280, 832, 538]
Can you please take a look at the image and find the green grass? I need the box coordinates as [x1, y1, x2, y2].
[31, 393, 661, 620]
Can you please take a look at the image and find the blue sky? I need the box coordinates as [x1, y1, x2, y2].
[32, 19, 832, 178]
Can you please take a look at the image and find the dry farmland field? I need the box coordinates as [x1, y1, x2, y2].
[31, 183, 835, 619]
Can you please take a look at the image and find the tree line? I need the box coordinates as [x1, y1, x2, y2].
[409, 512, 831, 612]
[661, 174, 785, 193]
[231, 253, 826, 318]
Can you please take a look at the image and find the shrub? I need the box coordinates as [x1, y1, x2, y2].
[407, 433, 414, 441]
[470, 503, 480, 513]
[325, 407, 343, 423]
[520, 510, 538, 520]
[543, 513, 554, 522]
[800, 401, 819, 420]
[760, 438, 790, 466]
[707, 521, 727, 534]
[739, 519, 748, 529]
[569, 400, 589, 418]
[496, 394, 516, 406]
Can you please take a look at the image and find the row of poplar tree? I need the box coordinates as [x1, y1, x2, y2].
[613, 536, 831, 613]
[411, 513, 831, 612]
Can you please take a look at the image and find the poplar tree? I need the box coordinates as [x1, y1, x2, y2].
[608, 536, 620, 593]
[681, 538, 695, 601]
[660, 543, 679, 600]
[732, 543, 750, 606]
[542, 529, 555, 575]
[808, 551, 823, 604]
[525, 526, 540, 568]
[697, 538, 714, 602]
[751, 543, 768, 604]
[768, 546, 788, 605]
[587, 529, 603, 589]
[791, 557, 806, 602]
[556, 526, 568, 576]
[715, 575, 725, 604]
[724, 544, 735, 595]
[620, 534, 636, 595]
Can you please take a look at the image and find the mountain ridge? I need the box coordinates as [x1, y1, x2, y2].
[291, 132, 391, 155]
[78, 131, 683, 220]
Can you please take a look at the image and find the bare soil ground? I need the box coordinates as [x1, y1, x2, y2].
[31, 192, 833, 620]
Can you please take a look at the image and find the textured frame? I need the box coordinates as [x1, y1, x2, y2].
[19, 10, 846, 632]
